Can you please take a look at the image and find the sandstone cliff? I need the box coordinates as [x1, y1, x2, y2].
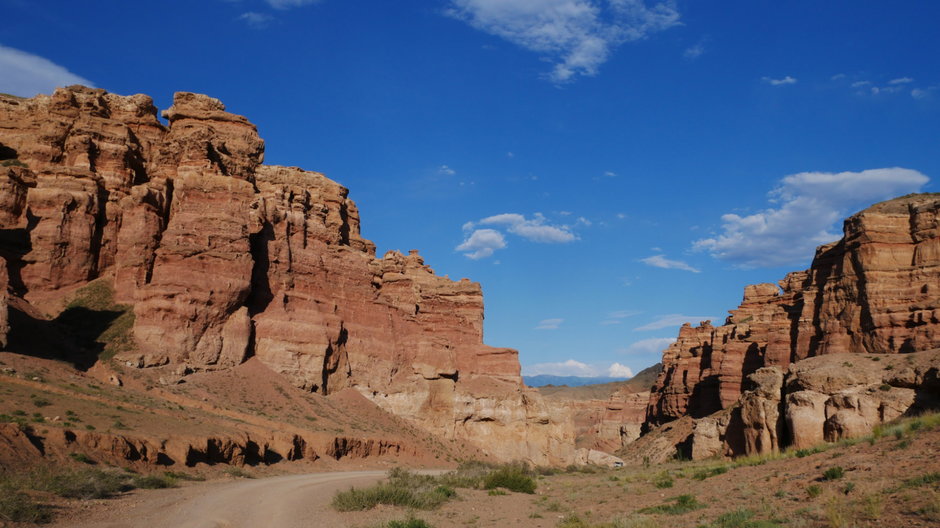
[647, 194, 940, 427]
[0, 86, 573, 465]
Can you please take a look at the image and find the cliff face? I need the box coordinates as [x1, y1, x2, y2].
[647, 194, 940, 427]
[0, 86, 573, 465]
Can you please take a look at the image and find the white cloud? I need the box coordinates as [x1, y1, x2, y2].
[0, 44, 94, 97]
[446, 0, 680, 83]
[607, 363, 634, 378]
[640, 254, 700, 273]
[683, 42, 704, 59]
[455, 228, 507, 259]
[762, 76, 797, 86]
[600, 309, 641, 325]
[535, 318, 564, 330]
[889, 77, 914, 85]
[911, 87, 938, 100]
[831, 73, 846, 81]
[852, 80, 871, 88]
[619, 337, 675, 355]
[239, 12, 273, 28]
[524, 359, 634, 377]
[458, 212, 583, 258]
[525, 359, 596, 376]
[693, 168, 929, 268]
[266, 0, 320, 8]
[635, 314, 717, 331]
[479, 212, 578, 243]
[604, 170, 617, 177]
[438, 164, 456, 175]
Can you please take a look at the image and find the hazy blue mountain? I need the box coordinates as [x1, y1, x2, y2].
[523, 375, 627, 388]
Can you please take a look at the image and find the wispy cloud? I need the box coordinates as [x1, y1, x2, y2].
[266, 0, 321, 8]
[693, 168, 929, 268]
[535, 318, 564, 330]
[445, 0, 681, 84]
[599, 309, 641, 325]
[0, 44, 94, 97]
[640, 254, 700, 273]
[239, 12, 274, 28]
[455, 228, 506, 259]
[438, 164, 456, 175]
[619, 337, 676, 355]
[683, 42, 704, 60]
[635, 314, 717, 331]
[889, 77, 914, 85]
[762, 75, 797, 86]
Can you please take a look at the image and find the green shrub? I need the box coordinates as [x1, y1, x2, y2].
[132, 473, 178, 489]
[653, 475, 674, 489]
[822, 467, 845, 481]
[223, 467, 254, 479]
[68, 453, 95, 464]
[901, 472, 940, 488]
[386, 516, 433, 528]
[794, 447, 822, 458]
[0, 482, 50, 523]
[638, 494, 703, 515]
[163, 471, 205, 482]
[610, 514, 657, 528]
[30, 467, 129, 499]
[806, 485, 822, 498]
[704, 509, 784, 528]
[483, 466, 536, 494]
[693, 466, 728, 480]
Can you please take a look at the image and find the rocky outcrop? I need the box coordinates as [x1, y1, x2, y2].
[647, 194, 940, 427]
[0, 424, 411, 471]
[682, 351, 940, 459]
[0, 86, 573, 465]
[565, 390, 649, 452]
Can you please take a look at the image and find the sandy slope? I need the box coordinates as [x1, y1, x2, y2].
[54, 471, 387, 528]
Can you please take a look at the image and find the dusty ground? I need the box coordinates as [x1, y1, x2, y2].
[0, 350, 483, 473]
[46, 471, 390, 528]
[11, 422, 939, 528]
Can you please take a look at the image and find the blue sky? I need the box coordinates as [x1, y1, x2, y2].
[2, 0, 938, 378]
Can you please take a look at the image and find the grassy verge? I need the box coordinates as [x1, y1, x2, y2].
[332, 463, 537, 512]
[0, 465, 182, 523]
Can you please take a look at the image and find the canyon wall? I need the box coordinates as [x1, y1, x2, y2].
[647, 194, 940, 428]
[0, 86, 573, 465]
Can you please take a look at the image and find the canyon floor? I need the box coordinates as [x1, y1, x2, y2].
[4, 415, 935, 528]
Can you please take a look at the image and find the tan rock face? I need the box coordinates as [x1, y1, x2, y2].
[647, 194, 940, 427]
[0, 86, 573, 465]
[564, 390, 649, 453]
[681, 351, 938, 459]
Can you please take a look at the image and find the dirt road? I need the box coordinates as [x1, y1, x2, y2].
[55, 471, 388, 528]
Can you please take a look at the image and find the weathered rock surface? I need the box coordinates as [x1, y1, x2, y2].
[647, 194, 940, 427]
[0, 423, 411, 471]
[0, 86, 573, 465]
[564, 390, 649, 452]
[682, 351, 940, 459]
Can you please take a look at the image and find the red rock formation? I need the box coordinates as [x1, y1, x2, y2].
[0, 86, 573, 465]
[683, 350, 940, 460]
[564, 390, 649, 452]
[647, 194, 940, 427]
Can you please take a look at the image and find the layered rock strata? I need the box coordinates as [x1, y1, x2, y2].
[647, 194, 940, 427]
[685, 351, 940, 459]
[0, 86, 573, 465]
[565, 390, 649, 452]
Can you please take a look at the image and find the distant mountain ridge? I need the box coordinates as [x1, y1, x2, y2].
[524, 375, 626, 387]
